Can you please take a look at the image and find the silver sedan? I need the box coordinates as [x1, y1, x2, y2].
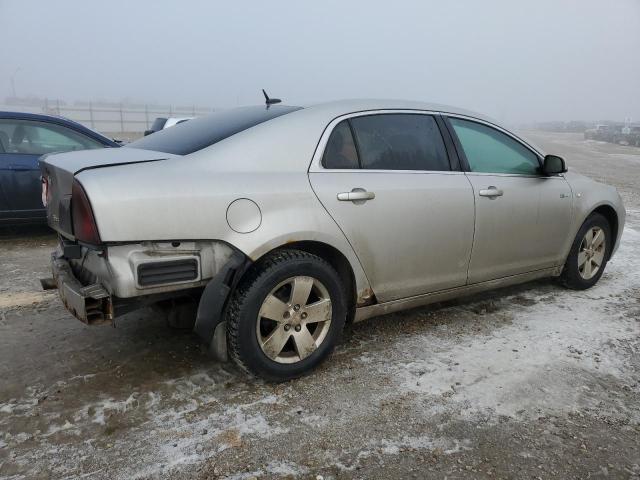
[40, 99, 625, 381]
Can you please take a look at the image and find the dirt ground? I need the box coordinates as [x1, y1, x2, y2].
[1, 132, 639, 480]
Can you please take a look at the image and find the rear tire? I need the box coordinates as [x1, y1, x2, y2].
[560, 213, 611, 290]
[226, 249, 347, 382]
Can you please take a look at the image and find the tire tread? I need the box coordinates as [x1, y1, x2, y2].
[560, 212, 610, 290]
[226, 249, 338, 378]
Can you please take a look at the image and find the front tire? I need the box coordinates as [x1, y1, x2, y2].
[226, 249, 347, 381]
[560, 213, 611, 290]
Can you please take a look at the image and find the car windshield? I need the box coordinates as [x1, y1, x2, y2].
[128, 105, 302, 155]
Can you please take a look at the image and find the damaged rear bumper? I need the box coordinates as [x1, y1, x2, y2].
[49, 240, 251, 349]
[51, 253, 113, 325]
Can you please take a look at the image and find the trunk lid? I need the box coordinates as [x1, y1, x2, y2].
[39, 147, 175, 239]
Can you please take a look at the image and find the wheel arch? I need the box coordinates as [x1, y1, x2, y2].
[591, 204, 618, 257]
[249, 239, 376, 326]
[274, 240, 359, 324]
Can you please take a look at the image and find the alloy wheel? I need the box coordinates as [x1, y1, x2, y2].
[256, 276, 332, 364]
[578, 226, 606, 280]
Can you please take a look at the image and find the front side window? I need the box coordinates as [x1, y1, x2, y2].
[0, 119, 104, 155]
[350, 114, 449, 171]
[322, 120, 359, 169]
[449, 118, 540, 175]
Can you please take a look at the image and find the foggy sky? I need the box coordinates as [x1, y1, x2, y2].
[1, 0, 639, 124]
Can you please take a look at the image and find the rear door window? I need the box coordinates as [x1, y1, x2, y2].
[350, 114, 450, 171]
[322, 120, 359, 169]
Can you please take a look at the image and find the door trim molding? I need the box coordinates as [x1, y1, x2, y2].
[354, 265, 562, 323]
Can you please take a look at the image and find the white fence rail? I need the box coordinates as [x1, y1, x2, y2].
[1, 99, 214, 135]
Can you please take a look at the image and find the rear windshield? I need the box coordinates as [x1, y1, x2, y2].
[128, 105, 302, 155]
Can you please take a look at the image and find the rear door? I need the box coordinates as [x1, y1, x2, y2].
[445, 116, 573, 283]
[0, 118, 105, 220]
[309, 112, 475, 303]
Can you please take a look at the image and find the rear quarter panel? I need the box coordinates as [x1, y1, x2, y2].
[77, 113, 373, 301]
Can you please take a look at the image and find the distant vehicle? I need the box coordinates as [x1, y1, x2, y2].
[0, 111, 119, 225]
[614, 125, 640, 146]
[584, 124, 611, 141]
[143, 117, 192, 136]
[565, 121, 588, 133]
[629, 126, 640, 147]
[41, 99, 625, 381]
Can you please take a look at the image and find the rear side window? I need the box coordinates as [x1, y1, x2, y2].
[449, 118, 540, 175]
[322, 120, 359, 169]
[128, 105, 302, 155]
[350, 114, 449, 171]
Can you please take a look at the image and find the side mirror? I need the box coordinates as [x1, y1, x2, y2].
[143, 129, 154, 137]
[542, 154, 567, 175]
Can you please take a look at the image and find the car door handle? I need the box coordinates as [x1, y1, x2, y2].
[337, 189, 375, 202]
[478, 186, 504, 198]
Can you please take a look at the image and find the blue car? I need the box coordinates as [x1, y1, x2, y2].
[0, 111, 119, 225]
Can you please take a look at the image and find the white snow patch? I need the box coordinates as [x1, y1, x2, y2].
[0, 398, 38, 414]
[42, 420, 77, 437]
[265, 460, 310, 476]
[90, 393, 140, 425]
[331, 434, 468, 472]
[128, 395, 289, 480]
[384, 227, 640, 419]
[223, 470, 264, 480]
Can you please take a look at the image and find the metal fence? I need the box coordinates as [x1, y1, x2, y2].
[1, 98, 214, 136]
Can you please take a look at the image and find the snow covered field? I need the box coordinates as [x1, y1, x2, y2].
[0, 132, 639, 479]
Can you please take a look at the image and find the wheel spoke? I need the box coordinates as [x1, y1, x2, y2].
[303, 298, 332, 324]
[593, 249, 605, 266]
[293, 327, 316, 360]
[584, 228, 594, 247]
[592, 229, 605, 249]
[261, 326, 291, 360]
[583, 258, 592, 278]
[259, 294, 288, 322]
[577, 251, 588, 268]
[290, 276, 314, 307]
[591, 251, 602, 267]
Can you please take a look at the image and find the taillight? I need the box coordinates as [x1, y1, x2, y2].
[41, 176, 49, 207]
[71, 179, 101, 244]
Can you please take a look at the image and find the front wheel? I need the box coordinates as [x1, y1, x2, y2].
[226, 249, 347, 381]
[560, 213, 611, 290]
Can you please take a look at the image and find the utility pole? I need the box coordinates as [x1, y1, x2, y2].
[10, 67, 21, 98]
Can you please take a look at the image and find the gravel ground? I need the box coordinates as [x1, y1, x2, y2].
[0, 132, 639, 480]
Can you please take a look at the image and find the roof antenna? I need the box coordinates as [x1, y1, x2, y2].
[262, 89, 281, 107]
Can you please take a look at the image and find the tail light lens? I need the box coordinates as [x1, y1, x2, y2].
[71, 179, 101, 245]
[41, 176, 50, 207]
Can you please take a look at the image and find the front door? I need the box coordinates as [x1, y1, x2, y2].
[447, 117, 573, 284]
[309, 113, 475, 302]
